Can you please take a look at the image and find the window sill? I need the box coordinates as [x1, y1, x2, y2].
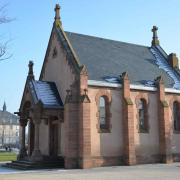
[138, 129, 149, 134]
[98, 128, 111, 133]
[96, 124, 112, 133]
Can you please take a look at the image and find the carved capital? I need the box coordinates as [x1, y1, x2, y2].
[32, 112, 42, 125]
[19, 118, 28, 127]
[33, 118, 41, 125]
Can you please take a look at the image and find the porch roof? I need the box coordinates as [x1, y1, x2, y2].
[28, 80, 63, 109]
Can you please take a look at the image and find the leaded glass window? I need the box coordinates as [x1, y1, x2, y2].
[99, 96, 106, 129]
[173, 101, 180, 131]
[138, 99, 148, 132]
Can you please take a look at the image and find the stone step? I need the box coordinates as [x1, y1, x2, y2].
[4, 158, 64, 170]
[11, 159, 64, 165]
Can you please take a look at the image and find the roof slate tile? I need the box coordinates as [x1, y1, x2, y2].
[65, 31, 174, 87]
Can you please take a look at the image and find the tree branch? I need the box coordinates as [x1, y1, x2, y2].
[0, 40, 12, 61]
[0, 4, 13, 24]
[0, 3, 13, 61]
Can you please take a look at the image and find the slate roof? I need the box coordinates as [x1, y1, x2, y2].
[28, 80, 63, 109]
[65, 31, 178, 88]
[0, 110, 19, 125]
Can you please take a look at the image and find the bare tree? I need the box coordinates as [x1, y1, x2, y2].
[0, 4, 13, 61]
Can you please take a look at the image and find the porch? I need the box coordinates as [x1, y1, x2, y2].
[10, 73, 64, 168]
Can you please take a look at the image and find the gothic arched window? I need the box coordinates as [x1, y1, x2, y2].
[95, 90, 112, 133]
[173, 101, 180, 131]
[138, 98, 148, 132]
[99, 96, 106, 129]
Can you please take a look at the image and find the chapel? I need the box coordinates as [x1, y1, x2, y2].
[14, 4, 180, 169]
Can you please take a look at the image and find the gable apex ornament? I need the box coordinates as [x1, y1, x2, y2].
[28, 60, 34, 80]
[151, 25, 160, 46]
[54, 4, 62, 28]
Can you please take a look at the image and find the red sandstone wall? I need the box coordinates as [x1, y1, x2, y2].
[88, 88, 123, 158]
[166, 94, 180, 160]
[88, 86, 180, 165]
[41, 32, 75, 103]
[131, 91, 159, 163]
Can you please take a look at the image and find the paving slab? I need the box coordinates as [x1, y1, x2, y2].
[0, 163, 180, 180]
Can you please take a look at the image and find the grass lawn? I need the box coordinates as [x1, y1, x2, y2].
[0, 152, 17, 161]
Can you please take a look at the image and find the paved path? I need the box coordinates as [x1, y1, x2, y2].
[1, 163, 180, 180]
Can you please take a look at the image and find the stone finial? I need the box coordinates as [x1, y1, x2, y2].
[121, 72, 131, 99]
[155, 76, 164, 86]
[28, 61, 34, 80]
[54, 4, 62, 28]
[80, 65, 88, 75]
[121, 72, 129, 80]
[151, 26, 160, 46]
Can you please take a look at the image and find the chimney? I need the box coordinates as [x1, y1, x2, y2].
[168, 53, 179, 69]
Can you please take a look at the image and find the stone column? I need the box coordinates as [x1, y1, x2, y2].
[31, 115, 43, 162]
[156, 76, 173, 163]
[18, 118, 28, 160]
[27, 120, 31, 156]
[121, 72, 136, 165]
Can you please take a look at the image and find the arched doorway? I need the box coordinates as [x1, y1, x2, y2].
[49, 117, 59, 157]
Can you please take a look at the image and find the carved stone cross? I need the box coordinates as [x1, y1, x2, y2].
[151, 25, 160, 46]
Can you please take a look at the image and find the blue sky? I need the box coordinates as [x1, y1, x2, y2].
[1, 0, 180, 113]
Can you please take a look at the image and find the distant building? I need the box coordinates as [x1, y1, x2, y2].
[0, 102, 19, 147]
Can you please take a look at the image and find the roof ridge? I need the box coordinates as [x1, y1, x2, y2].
[65, 31, 150, 49]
